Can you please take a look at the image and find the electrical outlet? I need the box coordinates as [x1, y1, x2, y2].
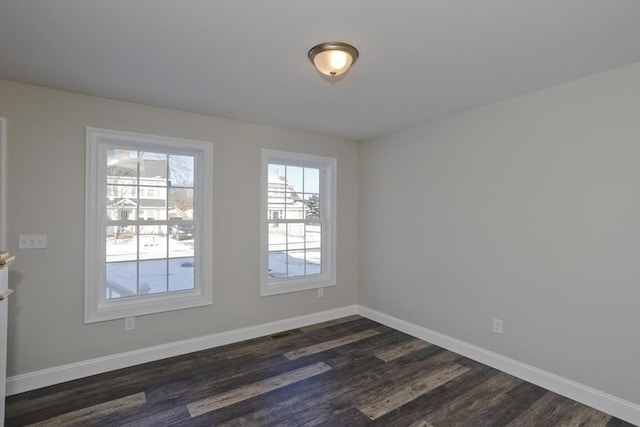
[317, 287, 324, 298]
[19, 234, 47, 249]
[124, 316, 135, 331]
[493, 318, 503, 334]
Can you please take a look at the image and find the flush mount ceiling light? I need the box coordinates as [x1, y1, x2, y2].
[308, 42, 359, 78]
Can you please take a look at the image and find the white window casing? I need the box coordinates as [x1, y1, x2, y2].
[85, 128, 213, 323]
[261, 149, 336, 296]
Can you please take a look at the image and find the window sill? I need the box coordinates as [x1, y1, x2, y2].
[260, 277, 335, 297]
[85, 288, 212, 324]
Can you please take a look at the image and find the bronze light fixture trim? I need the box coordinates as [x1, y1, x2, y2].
[308, 42, 359, 77]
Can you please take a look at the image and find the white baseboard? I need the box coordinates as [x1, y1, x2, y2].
[357, 305, 640, 426]
[6, 305, 358, 396]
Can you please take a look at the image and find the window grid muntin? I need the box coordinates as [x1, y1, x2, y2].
[104, 145, 196, 300]
[267, 162, 323, 279]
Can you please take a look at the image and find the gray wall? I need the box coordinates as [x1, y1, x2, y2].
[358, 63, 640, 403]
[0, 80, 359, 377]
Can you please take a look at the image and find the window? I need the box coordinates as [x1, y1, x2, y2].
[261, 150, 336, 296]
[85, 128, 213, 323]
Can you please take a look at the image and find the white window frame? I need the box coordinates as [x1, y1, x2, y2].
[0, 118, 6, 249]
[85, 128, 213, 323]
[260, 149, 336, 296]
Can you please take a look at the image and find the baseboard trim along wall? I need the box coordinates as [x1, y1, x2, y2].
[6, 305, 359, 396]
[7, 304, 639, 425]
[357, 305, 640, 426]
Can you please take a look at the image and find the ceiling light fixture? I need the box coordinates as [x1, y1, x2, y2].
[308, 42, 359, 78]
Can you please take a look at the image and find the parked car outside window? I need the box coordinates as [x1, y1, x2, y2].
[172, 224, 194, 240]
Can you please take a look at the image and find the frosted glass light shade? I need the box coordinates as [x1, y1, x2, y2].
[308, 42, 359, 77]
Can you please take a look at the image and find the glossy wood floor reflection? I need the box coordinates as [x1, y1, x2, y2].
[5, 316, 632, 426]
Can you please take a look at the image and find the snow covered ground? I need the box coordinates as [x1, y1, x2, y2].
[106, 235, 194, 298]
[106, 257, 194, 298]
[105, 228, 323, 298]
[268, 224, 321, 278]
[106, 234, 193, 262]
[268, 251, 321, 278]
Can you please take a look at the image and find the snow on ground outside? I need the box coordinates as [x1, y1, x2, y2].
[106, 235, 194, 298]
[106, 228, 322, 298]
[268, 225, 321, 278]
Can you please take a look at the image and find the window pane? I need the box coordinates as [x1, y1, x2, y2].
[305, 249, 322, 275]
[140, 152, 167, 186]
[267, 191, 286, 219]
[286, 165, 304, 193]
[285, 166, 304, 220]
[139, 225, 167, 260]
[169, 155, 194, 187]
[169, 225, 195, 257]
[268, 164, 287, 219]
[285, 199, 304, 220]
[305, 224, 321, 250]
[139, 259, 168, 294]
[106, 226, 137, 263]
[304, 194, 320, 219]
[287, 223, 305, 251]
[287, 250, 306, 277]
[139, 209, 159, 221]
[107, 185, 137, 199]
[169, 188, 193, 218]
[268, 164, 286, 183]
[106, 261, 137, 299]
[106, 186, 138, 220]
[138, 186, 167, 219]
[268, 250, 287, 279]
[169, 257, 195, 291]
[304, 167, 319, 193]
[107, 149, 138, 185]
[268, 223, 286, 252]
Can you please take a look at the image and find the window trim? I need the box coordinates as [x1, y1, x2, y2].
[85, 127, 213, 323]
[0, 118, 6, 249]
[260, 149, 336, 296]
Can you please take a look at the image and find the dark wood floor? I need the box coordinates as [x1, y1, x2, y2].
[5, 316, 633, 426]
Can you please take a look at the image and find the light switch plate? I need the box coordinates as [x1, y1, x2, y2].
[19, 234, 47, 249]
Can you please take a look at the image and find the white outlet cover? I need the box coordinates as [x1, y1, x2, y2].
[124, 316, 135, 331]
[493, 318, 503, 334]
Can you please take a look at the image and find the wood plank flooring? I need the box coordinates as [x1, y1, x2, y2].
[4, 316, 633, 426]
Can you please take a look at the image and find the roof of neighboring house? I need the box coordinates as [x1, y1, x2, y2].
[107, 158, 167, 180]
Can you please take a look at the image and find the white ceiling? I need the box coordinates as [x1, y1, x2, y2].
[1, 0, 638, 141]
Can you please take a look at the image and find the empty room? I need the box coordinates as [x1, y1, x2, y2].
[0, 1, 638, 426]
